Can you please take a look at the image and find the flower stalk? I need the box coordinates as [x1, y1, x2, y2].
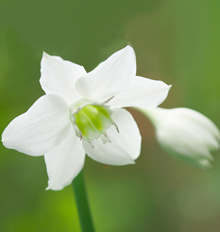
[72, 171, 95, 232]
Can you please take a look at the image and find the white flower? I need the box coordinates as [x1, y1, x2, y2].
[139, 107, 220, 168]
[2, 46, 170, 190]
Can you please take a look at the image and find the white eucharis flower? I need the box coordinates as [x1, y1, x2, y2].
[2, 46, 171, 190]
[139, 107, 220, 169]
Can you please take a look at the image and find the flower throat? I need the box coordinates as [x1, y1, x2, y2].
[71, 102, 119, 147]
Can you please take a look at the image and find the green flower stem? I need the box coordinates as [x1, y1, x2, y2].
[72, 171, 95, 232]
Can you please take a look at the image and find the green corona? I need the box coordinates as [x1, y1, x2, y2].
[73, 104, 114, 142]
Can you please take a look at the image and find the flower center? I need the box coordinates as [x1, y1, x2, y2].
[70, 99, 119, 146]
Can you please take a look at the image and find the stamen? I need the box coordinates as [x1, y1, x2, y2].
[113, 122, 120, 133]
[88, 139, 94, 148]
[105, 96, 115, 104]
[101, 133, 111, 144]
[79, 130, 82, 140]
[104, 133, 111, 142]
[71, 103, 114, 143]
[76, 107, 82, 114]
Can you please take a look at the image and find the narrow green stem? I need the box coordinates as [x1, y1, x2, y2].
[72, 171, 95, 232]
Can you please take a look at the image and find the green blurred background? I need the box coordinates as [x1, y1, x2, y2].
[0, 0, 220, 231]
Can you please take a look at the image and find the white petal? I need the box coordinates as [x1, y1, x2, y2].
[109, 76, 171, 109]
[2, 95, 70, 156]
[75, 46, 136, 101]
[83, 108, 141, 165]
[45, 126, 85, 191]
[40, 52, 87, 104]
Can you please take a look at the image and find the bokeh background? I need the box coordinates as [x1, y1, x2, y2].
[0, 0, 220, 231]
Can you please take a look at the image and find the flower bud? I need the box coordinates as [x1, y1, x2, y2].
[138, 107, 220, 169]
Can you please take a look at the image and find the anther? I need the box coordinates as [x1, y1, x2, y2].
[88, 140, 94, 148]
[113, 122, 119, 133]
[79, 130, 82, 140]
[76, 107, 81, 114]
[104, 133, 111, 142]
[105, 96, 115, 104]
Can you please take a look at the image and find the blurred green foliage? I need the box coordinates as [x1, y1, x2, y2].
[0, 0, 220, 231]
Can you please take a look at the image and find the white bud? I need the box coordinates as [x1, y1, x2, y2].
[138, 107, 220, 169]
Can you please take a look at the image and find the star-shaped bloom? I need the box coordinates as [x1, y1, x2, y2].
[139, 107, 220, 168]
[2, 46, 171, 190]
